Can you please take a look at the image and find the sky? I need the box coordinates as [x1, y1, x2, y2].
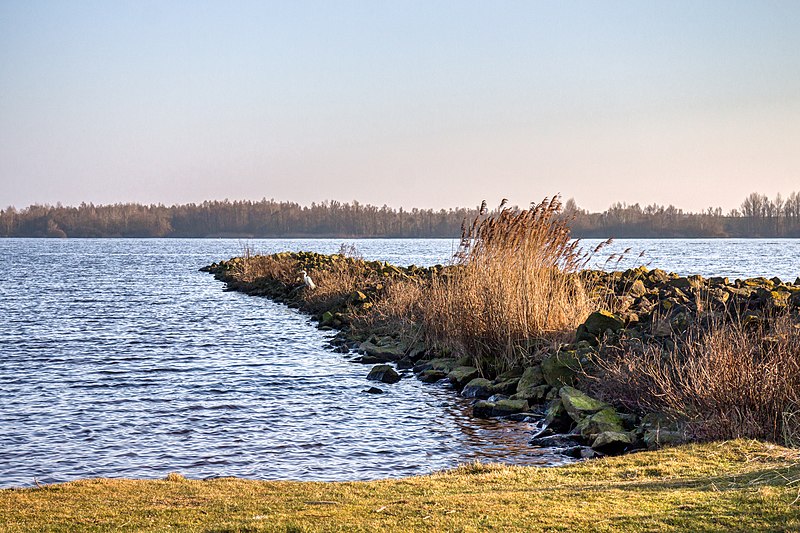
[1, 1, 799, 213]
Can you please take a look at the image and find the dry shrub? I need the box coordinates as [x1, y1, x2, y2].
[418, 198, 600, 372]
[595, 313, 800, 445]
[233, 252, 298, 284]
[357, 277, 427, 339]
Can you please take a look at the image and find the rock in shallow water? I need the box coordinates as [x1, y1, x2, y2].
[366, 364, 401, 384]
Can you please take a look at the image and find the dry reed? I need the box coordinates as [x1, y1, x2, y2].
[416, 197, 600, 373]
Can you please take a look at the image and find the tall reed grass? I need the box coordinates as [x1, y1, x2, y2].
[415, 198, 601, 373]
[594, 312, 800, 445]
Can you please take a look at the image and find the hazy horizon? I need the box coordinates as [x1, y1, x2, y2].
[2, 1, 799, 213]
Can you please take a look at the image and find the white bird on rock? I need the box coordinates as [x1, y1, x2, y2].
[300, 270, 316, 289]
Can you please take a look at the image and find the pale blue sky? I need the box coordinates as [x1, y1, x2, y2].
[1, 1, 799, 211]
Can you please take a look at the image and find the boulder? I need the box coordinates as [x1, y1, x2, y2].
[517, 366, 545, 392]
[643, 429, 685, 448]
[543, 399, 571, 432]
[576, 407, 625, 437]
[473, 400, 496, 418]
[358, 341, 405, 361]
[395, 357, 415, 370]
[364, 386, 384, 394]
[491, 399, 529, 417]
[667, 277, 692, 290]
[351, 354, 397, 364]
[495, 367, 525, 380]
[530, 434, 582, 448]
[461, 378, 495, 399]
[591, 431, 633, 454]
[559, 386, 609, 422]
[791, 291, 800, 309]
[447, 366, 480, 390]
[581, 310, 625, 337]
[366, 364, 401, 384]
[491, 377, 521, 395]
[629, 279, 647, 297]
[511, 384, 550, 403]
[413, 358, 459, 374]
[541, 351, 580, 388]
[418, 369, 448, 383]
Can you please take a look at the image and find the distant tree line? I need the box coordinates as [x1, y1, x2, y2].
[1, 192, 799, 238]
[563, 191, 800, 238]
[0, 199, 475, 238]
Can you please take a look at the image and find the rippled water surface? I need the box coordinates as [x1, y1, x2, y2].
[0, 239, 547, 488]
[1, 238, 798, 488]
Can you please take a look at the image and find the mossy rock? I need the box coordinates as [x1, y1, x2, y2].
[576, 407, 624, 437]
[418, 369, 448, 383]
[428, 358, 460, 373]
[591, 431, 633, 453]
[413, 358, 459, 374]
[543, 398, 571, 431]
[577, 310, 625, 344]
[643, 429, 685, 449]
[366, 364, 400, 384]
[511, 384, 550, 403]
[492, 399, 529, 417]
[517, 366, 544, 392]
[359, 341, 405, 361]
[495, 367, 525, 381]
[447, 366, 480, 390]
[541, 351, 580, 388]
[491, 377, 520, 395]
[559, 386, 609, 423]
[461, 378, 495, 399]
[320, 311, 334, 325]
[473, 400, 496, 418]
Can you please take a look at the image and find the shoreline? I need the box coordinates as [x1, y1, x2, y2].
[202, 251, 800, 460]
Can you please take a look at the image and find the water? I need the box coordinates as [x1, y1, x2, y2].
[1, 238, 798, 489]
[0, 238, 544, 489]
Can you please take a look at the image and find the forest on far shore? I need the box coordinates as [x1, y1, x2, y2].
[1, 191, 799, 239]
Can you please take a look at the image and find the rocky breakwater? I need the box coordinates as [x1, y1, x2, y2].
[203, 253, 800, 460]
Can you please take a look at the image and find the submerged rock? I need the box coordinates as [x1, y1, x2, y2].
[472, 400, 496, 418]
[366, 364, 401, 384]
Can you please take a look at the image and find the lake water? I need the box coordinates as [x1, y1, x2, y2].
[1, 238, 798, 488]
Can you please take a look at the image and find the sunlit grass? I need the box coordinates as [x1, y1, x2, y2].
[2, 440, 798, 532]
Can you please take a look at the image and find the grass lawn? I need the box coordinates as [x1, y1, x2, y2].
[1, 440, 798, 532]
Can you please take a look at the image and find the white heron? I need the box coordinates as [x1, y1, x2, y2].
[300, 270, 316, 289]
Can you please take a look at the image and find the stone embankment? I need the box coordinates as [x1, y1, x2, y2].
[203, 253, 800, 460]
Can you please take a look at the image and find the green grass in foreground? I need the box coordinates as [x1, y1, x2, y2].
[1, 440, 798, 532]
